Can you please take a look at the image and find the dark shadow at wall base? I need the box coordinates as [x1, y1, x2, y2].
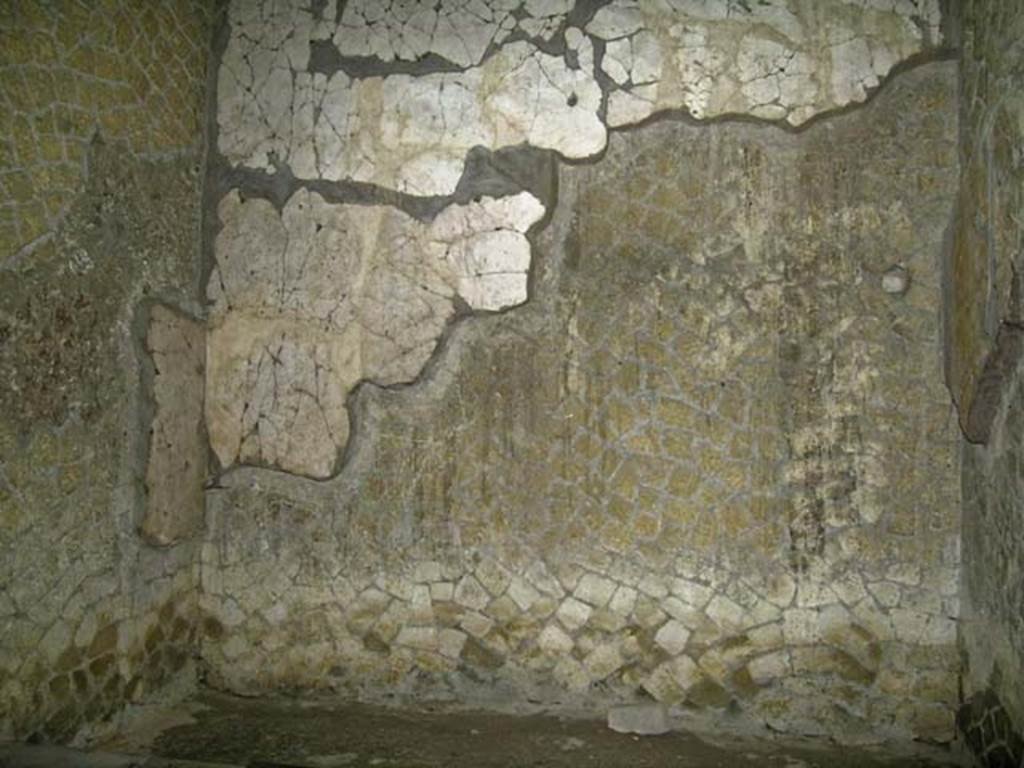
[958, 690, 1024, 767]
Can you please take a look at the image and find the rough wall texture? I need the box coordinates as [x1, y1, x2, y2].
[201, 4, 962, 734]
[0, 1, 214, 741]
[945, 1, 1024, 444]
[0, 0, 211, 264]
[954, 1, 1024, 765]
[206, 0, 948, 481]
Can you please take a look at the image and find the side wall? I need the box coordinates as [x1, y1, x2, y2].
[0, 1, 214, 740]
[952, 1, 1024, 764]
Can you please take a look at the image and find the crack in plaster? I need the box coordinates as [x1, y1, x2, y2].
[206, 188, 544, 478]
[216, 0, 942, 196]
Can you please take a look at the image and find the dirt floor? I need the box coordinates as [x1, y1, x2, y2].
[23, 689, 964, 768]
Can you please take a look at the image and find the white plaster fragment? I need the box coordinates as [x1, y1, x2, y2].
[220, 33, 603, 195]
[587, 0, 940, 128]
[206, 189, 543, 476]
[220, 0, 939, 194]
[454, 575, 491, 611]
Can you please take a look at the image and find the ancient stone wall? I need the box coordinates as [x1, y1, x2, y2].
[200, 0, 962, 744]
[0, 1, 214, 740]
[953, 1, 1024, 765]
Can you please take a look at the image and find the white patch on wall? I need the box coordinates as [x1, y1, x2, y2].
[217, 0, 940, 193]
[219, 30, 603, 195]
[206, 188, 544, 477]
[588, 0, 940, 128]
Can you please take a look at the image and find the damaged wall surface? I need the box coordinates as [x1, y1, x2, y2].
[199, 0, 962, 745]
[0, 1, 214, 741]
[952, 1, 1024, 765]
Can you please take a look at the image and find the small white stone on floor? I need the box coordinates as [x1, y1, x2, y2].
[607, 702, 671, 735]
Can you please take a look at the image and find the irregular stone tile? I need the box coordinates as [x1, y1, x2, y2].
[748, 650, 790, 684]
[654, 620, 691, 656]
[538, 624, 574, 655]
[430, 582, 455, 602]
[584, 643, 625, 680]
[396, 626, 438, 651]
[608, 585, 637, 615]
[454, 576, 491, 612]
[220, 28, 602, 195]
[671, 578, 713, 608]
[556, 597, 592, 632]
[218, 0, 938, 195]
[413, 562, 443, 583]
[574, 573, 617, 608]
[459, 611, 493, 638]
[334, 0, 573, 68]
[553, 656, 589, 690]
[782, 608, 821, 645]
[507, 577, 542, 611]
[706, 595, 746, 631]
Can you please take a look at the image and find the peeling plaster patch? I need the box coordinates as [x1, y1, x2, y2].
[588, 0, 941, 127]
[216, 0, 317, 171]
[220, 29, 602, 195]
[219, 0, 940, 196]
[206, 189, 544, 477]
[333, 0, 576, 69]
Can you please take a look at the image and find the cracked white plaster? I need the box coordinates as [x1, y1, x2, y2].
[334, 0, 574, 68]
[220, 30, 602, 195]
[335, 0, 519, 69]
[216, 0, 317, 171]
[219, 0, 940, 196]
[206, 188, 544, 477]
[588, 0, 941, 127]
